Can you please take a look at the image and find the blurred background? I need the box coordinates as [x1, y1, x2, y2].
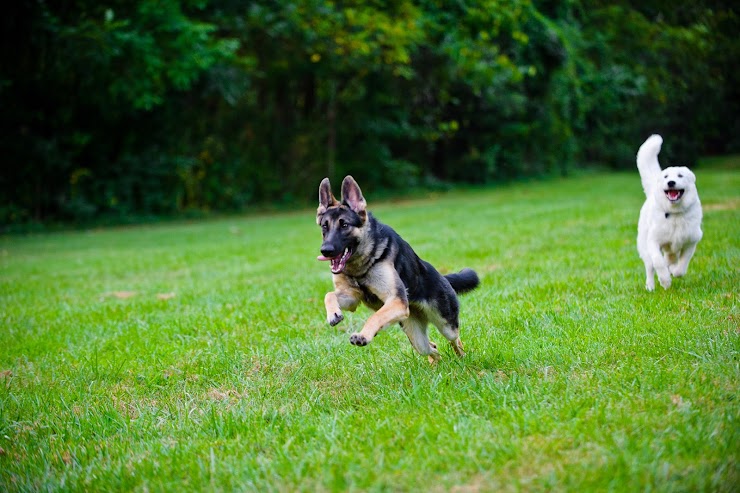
[1, 0, 737, 227]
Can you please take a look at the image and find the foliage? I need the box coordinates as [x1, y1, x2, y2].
[1, 164, 738, 490]
[0, 0, 737, 224]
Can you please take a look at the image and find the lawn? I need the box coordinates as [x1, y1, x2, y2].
[1, 163, 738, 492]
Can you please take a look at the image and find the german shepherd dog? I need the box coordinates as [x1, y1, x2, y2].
[316, 176, 480, 362]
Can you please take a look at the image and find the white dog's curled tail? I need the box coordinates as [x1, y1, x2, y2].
[637, 134, 663, 197]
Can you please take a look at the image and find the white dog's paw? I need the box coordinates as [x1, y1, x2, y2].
[645, 277, 655, 291]
[659, 275, 672, 290]
[669, 264, 687, 277]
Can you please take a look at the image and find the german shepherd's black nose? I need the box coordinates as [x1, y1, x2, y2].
[667, 180, 676, 187]
[321, 243, 340, 258]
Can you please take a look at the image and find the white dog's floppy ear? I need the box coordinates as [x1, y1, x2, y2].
[682, 167, 696, 183]
[317, 178, 339, 222]
[341, 175, 367, 222]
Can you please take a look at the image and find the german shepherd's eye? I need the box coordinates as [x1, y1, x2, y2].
[340, 221, 349, 229]
[321, 223, 329, 232]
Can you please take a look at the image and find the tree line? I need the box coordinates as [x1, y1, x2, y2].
[1, 0, 737, 225]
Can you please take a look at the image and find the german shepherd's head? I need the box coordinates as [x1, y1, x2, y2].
[316, 176, 367, 274]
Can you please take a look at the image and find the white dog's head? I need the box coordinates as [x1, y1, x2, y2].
[654, 166, 698, 209]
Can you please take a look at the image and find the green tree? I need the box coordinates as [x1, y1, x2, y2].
[1, 0, 736, 225]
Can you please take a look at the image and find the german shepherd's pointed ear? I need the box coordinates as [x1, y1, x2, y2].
[317, 178, 339, 223]
[341, 175, 367, 222]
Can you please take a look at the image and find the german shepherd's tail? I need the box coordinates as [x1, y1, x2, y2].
[637, 134, 663, 197]
[445, 268, 480, 294]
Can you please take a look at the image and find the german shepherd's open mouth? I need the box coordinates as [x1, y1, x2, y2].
[664, 188, 684, 202]
[317, 247, 353, 274]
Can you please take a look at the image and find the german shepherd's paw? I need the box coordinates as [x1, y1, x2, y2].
[349, 333, 368, 346]
[328, 312, 344, 326]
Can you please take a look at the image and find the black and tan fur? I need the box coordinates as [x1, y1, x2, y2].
[316, 175, 479, 362]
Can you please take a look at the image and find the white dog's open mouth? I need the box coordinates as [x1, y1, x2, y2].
[664, 189, 684, 202]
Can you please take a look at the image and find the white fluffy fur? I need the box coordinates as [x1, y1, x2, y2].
[636, 134, 703, 290]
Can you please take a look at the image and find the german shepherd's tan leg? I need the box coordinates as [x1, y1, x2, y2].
[450, 337, 465, 358]
[401, 315, 440, 363]
[350, 298, 409, 347]
[437, 326, 465, 358]
[324, 278, 362, 326]
[324, 290, 361, 326]
[427, 311, 465, 358]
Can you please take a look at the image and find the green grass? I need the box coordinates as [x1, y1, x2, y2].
[1, 165, 738, 492]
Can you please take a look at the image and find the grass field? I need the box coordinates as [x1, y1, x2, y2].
[1, 163, 738, 491]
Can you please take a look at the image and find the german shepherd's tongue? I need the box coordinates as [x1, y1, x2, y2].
[317, 248, 352, 274]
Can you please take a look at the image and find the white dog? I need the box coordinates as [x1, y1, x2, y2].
[636, 134, 703, 291]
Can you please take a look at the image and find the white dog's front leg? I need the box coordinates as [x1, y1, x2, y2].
[648, 244, 671, 290]
[656, 268, 671, 289]
[644, 263, 656, 291]
[670, 242, 698, 278]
